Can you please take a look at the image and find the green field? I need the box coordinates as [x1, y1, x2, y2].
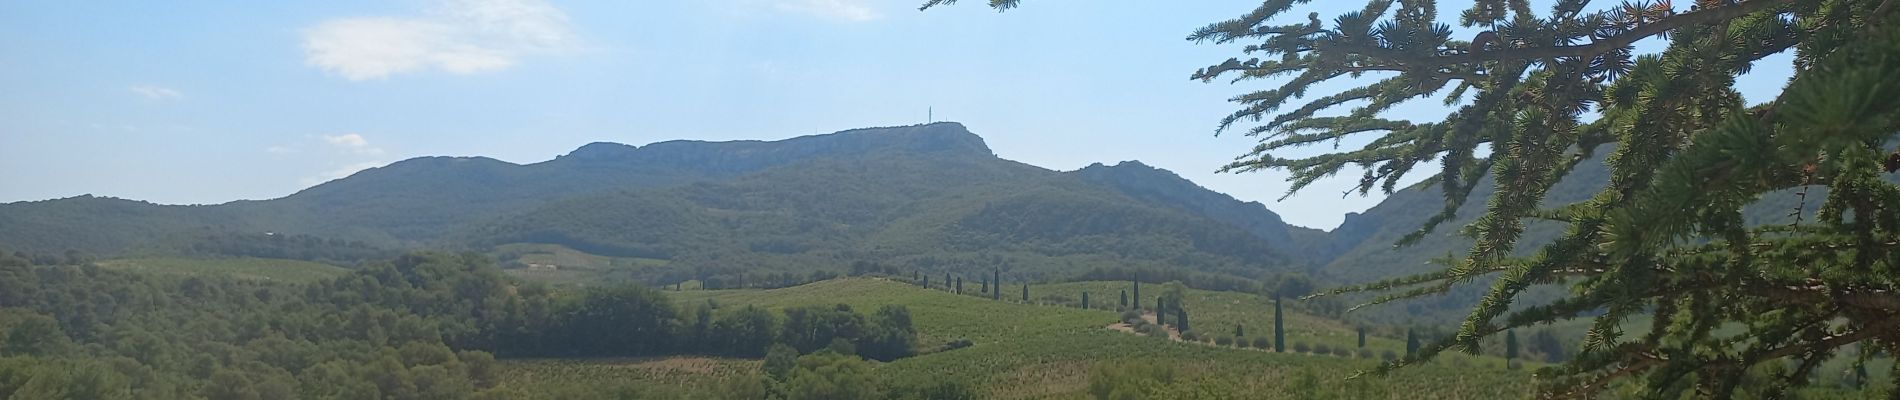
[631, 278, 1536, 399]
[95, 256, 349, 283]
[493, 243, 671, 287]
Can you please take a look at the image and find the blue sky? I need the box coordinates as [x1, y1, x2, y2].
[0, 0, 1794, 229]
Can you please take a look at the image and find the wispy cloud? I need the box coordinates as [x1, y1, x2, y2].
[774, 0, 881, 21]
[129, 85, 183, 100]
[302, 0, 578, 81]
[321, 133, 386, 155]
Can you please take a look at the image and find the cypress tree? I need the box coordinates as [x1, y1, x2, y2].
[923, 275, 929, 289]
[1119, 290, 1127, 309]
[1357, 327, 1366, 348]
[1405, 329, 1419, 357]
[1175, 307, 1188, 334]
[1081, 292, 1089, 309]
[1132, 274, 1140, 309]
[1155, 298, 1166, 326]
[1505, 330, 1519, 369]
[926, 0, 1900, 396]
[992, 269, 1000, 301]
[1272, 295, 1284, 353]
[944, 272, 951, 290]
[1021, 283, 1028, 303]
[981, 278, 988, 294]
[1235, 324, 1244, 338]
[955, 277, 962, 294]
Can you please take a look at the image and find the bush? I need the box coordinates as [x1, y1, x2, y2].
[1357, 349, 1375, 359]
[1252, 337, 1272, 349]
[1120, 310, 1143, 324]
[1381, 350, 1399, 361]
[1180, 331, 1201, 342]
[1313, 343, 1331, 355]
[1331, 347, 1352, 357]
[1233, 337, 1250, 348]
[1214, 336, 1233, 346]
[1292, 342, 1310, 353]
[785, 351, 880, 400]
[940, 338, 973, 352]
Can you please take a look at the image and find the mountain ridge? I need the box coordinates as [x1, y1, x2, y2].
[0, 123, 1323, 285]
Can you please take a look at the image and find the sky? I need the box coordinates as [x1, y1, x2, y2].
[0, 0, 1795, 230]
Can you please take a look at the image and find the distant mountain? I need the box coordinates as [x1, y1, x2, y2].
[0, 122, 1319, 284]
[1069, 161, 1335, 263]
[1310, 144, 1892, 323]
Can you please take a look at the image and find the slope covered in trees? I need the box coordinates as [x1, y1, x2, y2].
[0, 249, 919, 399]
[0, 122, 1327, 287]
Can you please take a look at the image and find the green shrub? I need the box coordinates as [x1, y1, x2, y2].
[1214, 336, 1233, 346]
[940, 338, 974, 352]
[1357, 349, 1375, 359]
[1292, 342, 1310, 353]
[1252, 337, 1271, 349]
[1313, 343, 1331, 355]
[1381, 350, 1399, 361]
[1233, 337, 1250, 348]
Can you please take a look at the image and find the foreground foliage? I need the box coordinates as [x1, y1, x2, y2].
[929, 0, 1900, 396]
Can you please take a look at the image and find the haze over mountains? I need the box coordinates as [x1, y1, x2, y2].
[2, 122, 1869, 318]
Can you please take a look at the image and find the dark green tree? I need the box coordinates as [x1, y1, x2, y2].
[1119, 290, 1128, 309]
[1131, 274, 1140, 309]
[1175, 307, 1189, 334]
[712, 305, 779, 357]
[1529, 329, 1567, 363]
[955, 277, 962, 295]
[1081, 291, 1090, 309]
[858, 305, 917, 362]
[1505, 329, 1519, 369]
[1273, 295, 1285, 353]
[1235, 324, 1244, 338]
[981, 278, 989, 294]
[944, 272, 951, 290]
[1357, 327, 1366, 349]
[992, 269, 1000, 301]
[765, 343, 799, 380]
[1154, 298, 1166, 326]
[1405, 329, 1419, 358]
[927, 0, 1900, 396]
[1021, 283, 1029, 303]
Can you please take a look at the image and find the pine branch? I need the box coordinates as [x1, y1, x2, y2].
[1395, 0, 1800, 68]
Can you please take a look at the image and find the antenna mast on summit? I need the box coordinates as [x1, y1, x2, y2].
[928, 107, 933, 123]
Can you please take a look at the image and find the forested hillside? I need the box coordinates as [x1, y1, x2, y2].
[0, 123, 1325, 290]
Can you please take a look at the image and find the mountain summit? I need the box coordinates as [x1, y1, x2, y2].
[0, 123, 1317, 284]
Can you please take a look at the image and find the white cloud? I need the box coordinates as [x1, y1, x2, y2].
[302, 0, 577, 80]
[774, 0, 880, 21]
[265, 146, 297, 154]
[129, 85, 183, 100]
[321, 133, 386, 155]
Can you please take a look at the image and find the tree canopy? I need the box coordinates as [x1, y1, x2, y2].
[927, 0, 1900, 397]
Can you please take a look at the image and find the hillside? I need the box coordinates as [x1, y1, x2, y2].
[1312, 144, 1898, 323]
[0, 122, 1324, 286]
[651, 278, 1534, 399]
[450, 152, 1295, 286]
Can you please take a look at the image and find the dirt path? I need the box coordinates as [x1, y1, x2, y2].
[1104, 312, 1180, 341]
